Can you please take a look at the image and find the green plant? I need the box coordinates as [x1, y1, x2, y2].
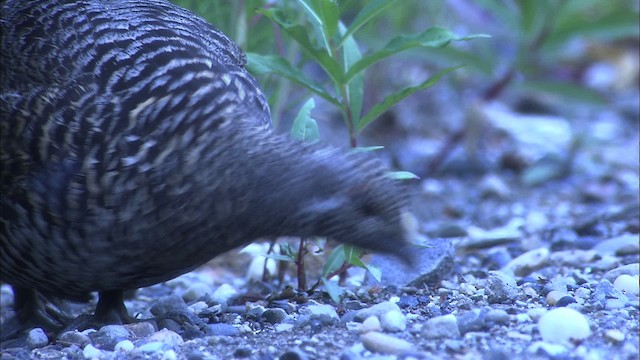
[247, 0, 487, 147]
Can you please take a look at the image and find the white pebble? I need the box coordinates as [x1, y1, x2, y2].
[211, 283, 238, 304]
[538, 308, 591, 344]
[360, 316, 382, 333]
[161, 350, 177, 360]
[605, 329, 625, 343]
[83, 344, 103, 359]
[360, 331, 413, 354]
[613, 274, 639, 295]
[546, 290, 568, 306]
[380, 310, 406, 332]
[114, 339, 135, 352]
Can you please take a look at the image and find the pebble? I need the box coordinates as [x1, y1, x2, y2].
[502, 248, 549, 277]
[138, 341, 170, 353]
[422, 314, 460, 339]
[58, 330, 91, 347]
[556, 296, 577, 307]
[89, 325, 131, 351]
[604, 329, 625, 343]
[83, 344, 103, 359]
[354, 301, 401, 322]
[486, 309, 510, 324]
[26, 328, 48, 349]
[593, 279, 627, 308]
[360, 331, 413, 355]
[526, 308, 546, 322]
[263, 308, 289, 324]
[208, 323, 239, 337]
[546, 290, 568, 306]
[538, 308, 591, 344]
[527, 341, 567, 356]
[380, 310, 406, 332]
[613, 274, 639, 295]
[147, 329, 184, 347]
[182, 282, 212, 302]
[359, 316, 382, 333]
[486, 271, 518, 304]
[114, 339, 135, 352]
[275, 323, 294, 333]
[211, 283, 238, 304]
[125, 322, 156, 338]
[593, 233, 639, 255]
[603, 263, 640, 282]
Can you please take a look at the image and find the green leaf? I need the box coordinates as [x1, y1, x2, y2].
[315, 0, 339, 39]
[519, 80, 607, 105]
[259, 8, 343, 84]
[344, 28, 486, 83]
[357, 66, 462, 132]
[364, 264, 382, 283]
[321, 277, 344, 303]
[340, 22, 364, 123]
[351, 146, 385, 153]
[342, 245, 363, 265]
[544, 10, 640, 51]
[322, 244, 346, 277]
[290, 98, 320, 142]
[337, 0, 400, 46]
[246, 53, 340, 107]
[263, 254, 296, 262]
[387, 171, 420, 180]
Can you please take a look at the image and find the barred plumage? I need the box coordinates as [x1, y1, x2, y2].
[1, 0, 411, 336]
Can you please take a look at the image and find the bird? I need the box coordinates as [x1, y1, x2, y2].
[0, 0, 412, 337]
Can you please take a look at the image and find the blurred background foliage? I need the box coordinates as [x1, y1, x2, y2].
[170, 0, 639, 128]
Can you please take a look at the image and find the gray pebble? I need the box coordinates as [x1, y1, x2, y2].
[486, 271, 518, 303]
[422, 314, 460, 339]
[26, 328, 48, 349]
[486, 309, 510, 324]
[58, 330, 91, 347]
[593, 233, 639, 256]
[380, 310, 406, 332]
[207, 323, 239, 337]
[360, 331, 413, 354]
[263, 308, 289, 324]
[354, 301, 401, 322]
[89, 324, 131, 351]
[457, 309, 487, 334]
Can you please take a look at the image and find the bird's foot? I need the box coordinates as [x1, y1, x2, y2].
[0, 287, 73, 349]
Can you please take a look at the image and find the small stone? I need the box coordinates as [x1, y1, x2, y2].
[502, 248, 549, 277]
[147, 329, 184, 347]
[58, 330, 91, 347]
[354, 301, 401, 322]
[90, 325, 131, 351]
[604, 329, 625, 343]
[422, 314, 460, 339]
[555, 296, 577, 307]
[83, 344, 103, 359]
[124, 322, 156, 338]
[486, 309, 510, 324]
[613, 274, 639, 295]
[380, 310, 406, 332]
[182, 282, 212, 302]
[26, 328, 48, 349]
[211, 283, 238, 304]
[360, 331, 413, 355]
[527, 308, 546, 322]
[115, 339, 135, 352]
[457, 309, 487, 334]
[138, 341, 169, 353]
[162, 350, 178, 360]
[538, 308, 591, 344]
[275, 323, 294, 333]
[188, 301, 209, 313]
[546, 290, 568, 306]
[234, 346, 253, 358]
[593, 233, 639, 256]
[527, 341, 567, 356]
[207, 323, 239, 337]
[360, 316, 381, 333]
[604, 263, 640, 283]
[263, 308, 289, 324]
[593, 279, 627, 308]
[486, 271, 518, 304]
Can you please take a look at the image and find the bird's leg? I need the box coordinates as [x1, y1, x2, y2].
[0, 287, 71, 346]
[93, 290, 135, 324]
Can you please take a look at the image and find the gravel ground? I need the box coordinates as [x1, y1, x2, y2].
[1, 171, 638, 359]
